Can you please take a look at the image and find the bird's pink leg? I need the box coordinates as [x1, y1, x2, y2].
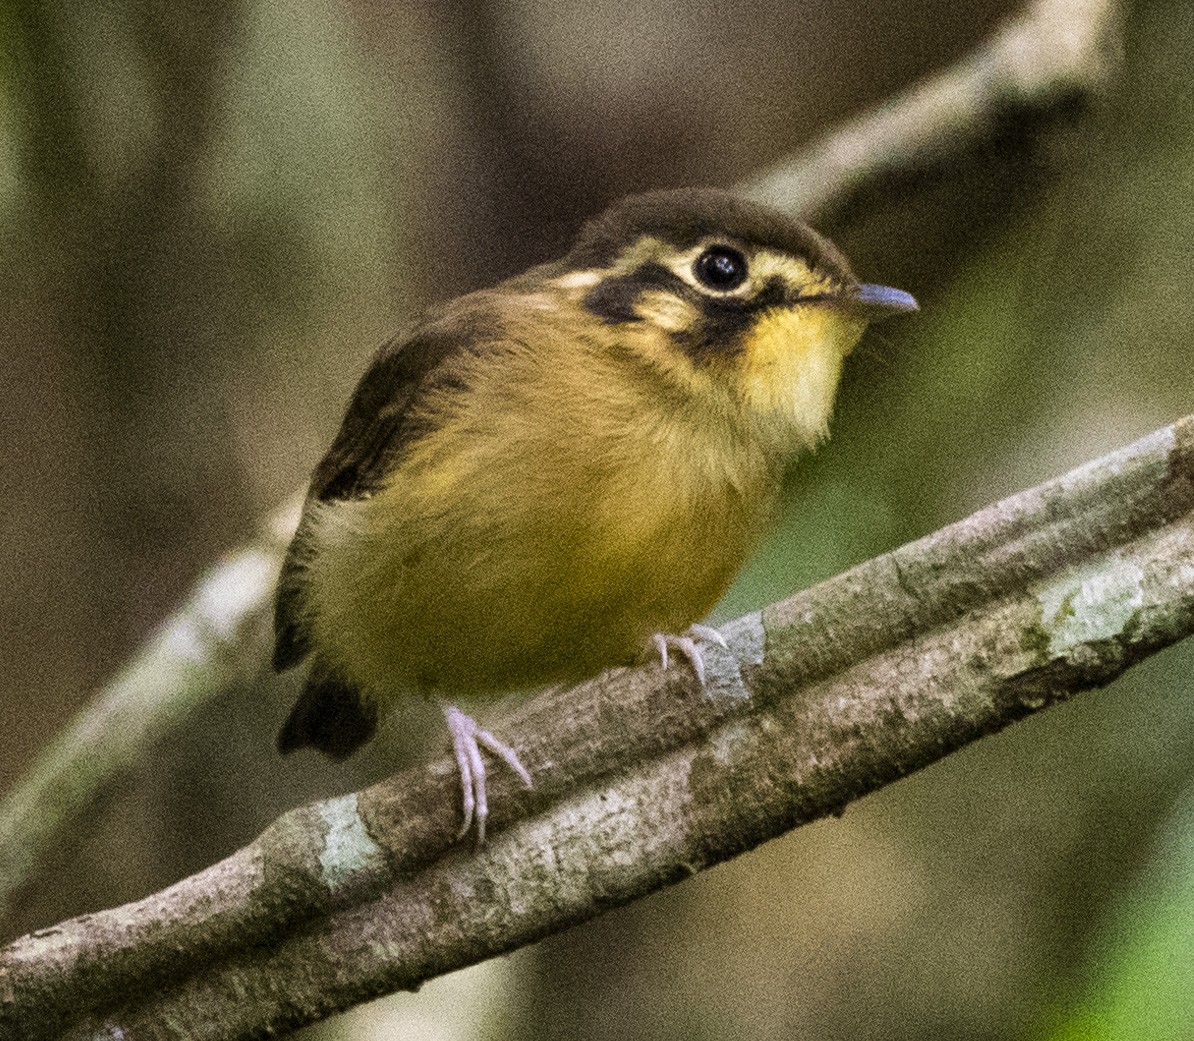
[443, 704, 532, 845]
[650, 623, 728, 686]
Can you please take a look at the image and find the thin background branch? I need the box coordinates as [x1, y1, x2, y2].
[740, 0, 1119, 220]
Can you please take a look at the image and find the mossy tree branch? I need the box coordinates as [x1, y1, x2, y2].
[2, 416, 1192, 1041]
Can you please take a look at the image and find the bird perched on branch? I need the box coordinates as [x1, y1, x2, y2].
[273, 187, 916, 841]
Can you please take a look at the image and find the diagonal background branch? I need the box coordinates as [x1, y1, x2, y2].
[740, 0, 1119, 220]
[2, 414, 1191, 1041]
[0, 0, 1122, 919]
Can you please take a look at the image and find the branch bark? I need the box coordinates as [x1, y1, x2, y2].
[0, 0, 1121, 917]
[1, 415, 1192, 1041]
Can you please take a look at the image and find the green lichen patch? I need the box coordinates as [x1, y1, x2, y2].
[1036, 558, 1146, 658]
[318, 795, 384, 892]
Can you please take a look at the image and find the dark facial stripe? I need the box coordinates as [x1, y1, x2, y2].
[583, 261, 686, 324]
[584, 260, 796, 365]
[674, 274, 789, 362]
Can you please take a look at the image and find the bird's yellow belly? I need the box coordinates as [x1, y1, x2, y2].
[304, 436, 775, 699]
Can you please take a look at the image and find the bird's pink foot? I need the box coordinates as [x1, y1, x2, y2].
[650, 623, 728, 686]
[443, 704, 532, 845]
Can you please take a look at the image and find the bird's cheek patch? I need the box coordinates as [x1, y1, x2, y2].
[636, 289, 699, 333]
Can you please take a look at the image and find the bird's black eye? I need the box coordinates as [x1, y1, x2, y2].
[694, 246, 748, 292]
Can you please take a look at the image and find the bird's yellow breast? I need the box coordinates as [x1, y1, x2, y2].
[300, 319, 784, 700]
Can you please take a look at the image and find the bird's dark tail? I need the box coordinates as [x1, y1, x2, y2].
[277, 672, 378, 760]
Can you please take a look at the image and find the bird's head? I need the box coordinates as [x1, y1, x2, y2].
[545, 188, 917, 450]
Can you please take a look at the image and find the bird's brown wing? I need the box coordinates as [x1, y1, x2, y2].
[309, 325, 471, 503]
[273, 320, 475, 673]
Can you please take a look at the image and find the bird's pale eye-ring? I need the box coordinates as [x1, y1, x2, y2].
[694, 245, 748, 292]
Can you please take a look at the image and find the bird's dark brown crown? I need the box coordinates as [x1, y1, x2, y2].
[565, 188, 856, 284]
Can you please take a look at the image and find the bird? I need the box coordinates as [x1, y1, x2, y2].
[273, 187, 917, 842]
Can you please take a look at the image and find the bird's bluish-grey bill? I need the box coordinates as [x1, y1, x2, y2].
[852, 284, 919, 317]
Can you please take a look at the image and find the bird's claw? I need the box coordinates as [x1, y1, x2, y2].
[444, 704, 532, 846]
[650, 624, 728, 686]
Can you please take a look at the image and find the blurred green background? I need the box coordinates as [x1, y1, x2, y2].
[2, 0, 1193, 1037]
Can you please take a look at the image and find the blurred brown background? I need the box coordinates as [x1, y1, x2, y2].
[2, 0, 1193, 1037]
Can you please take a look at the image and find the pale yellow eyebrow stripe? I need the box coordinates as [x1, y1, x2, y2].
[549, 240, 832, 299]
[551, 269, 603, 290]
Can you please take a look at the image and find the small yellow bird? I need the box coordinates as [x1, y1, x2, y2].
[274, 188, 916, 840]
